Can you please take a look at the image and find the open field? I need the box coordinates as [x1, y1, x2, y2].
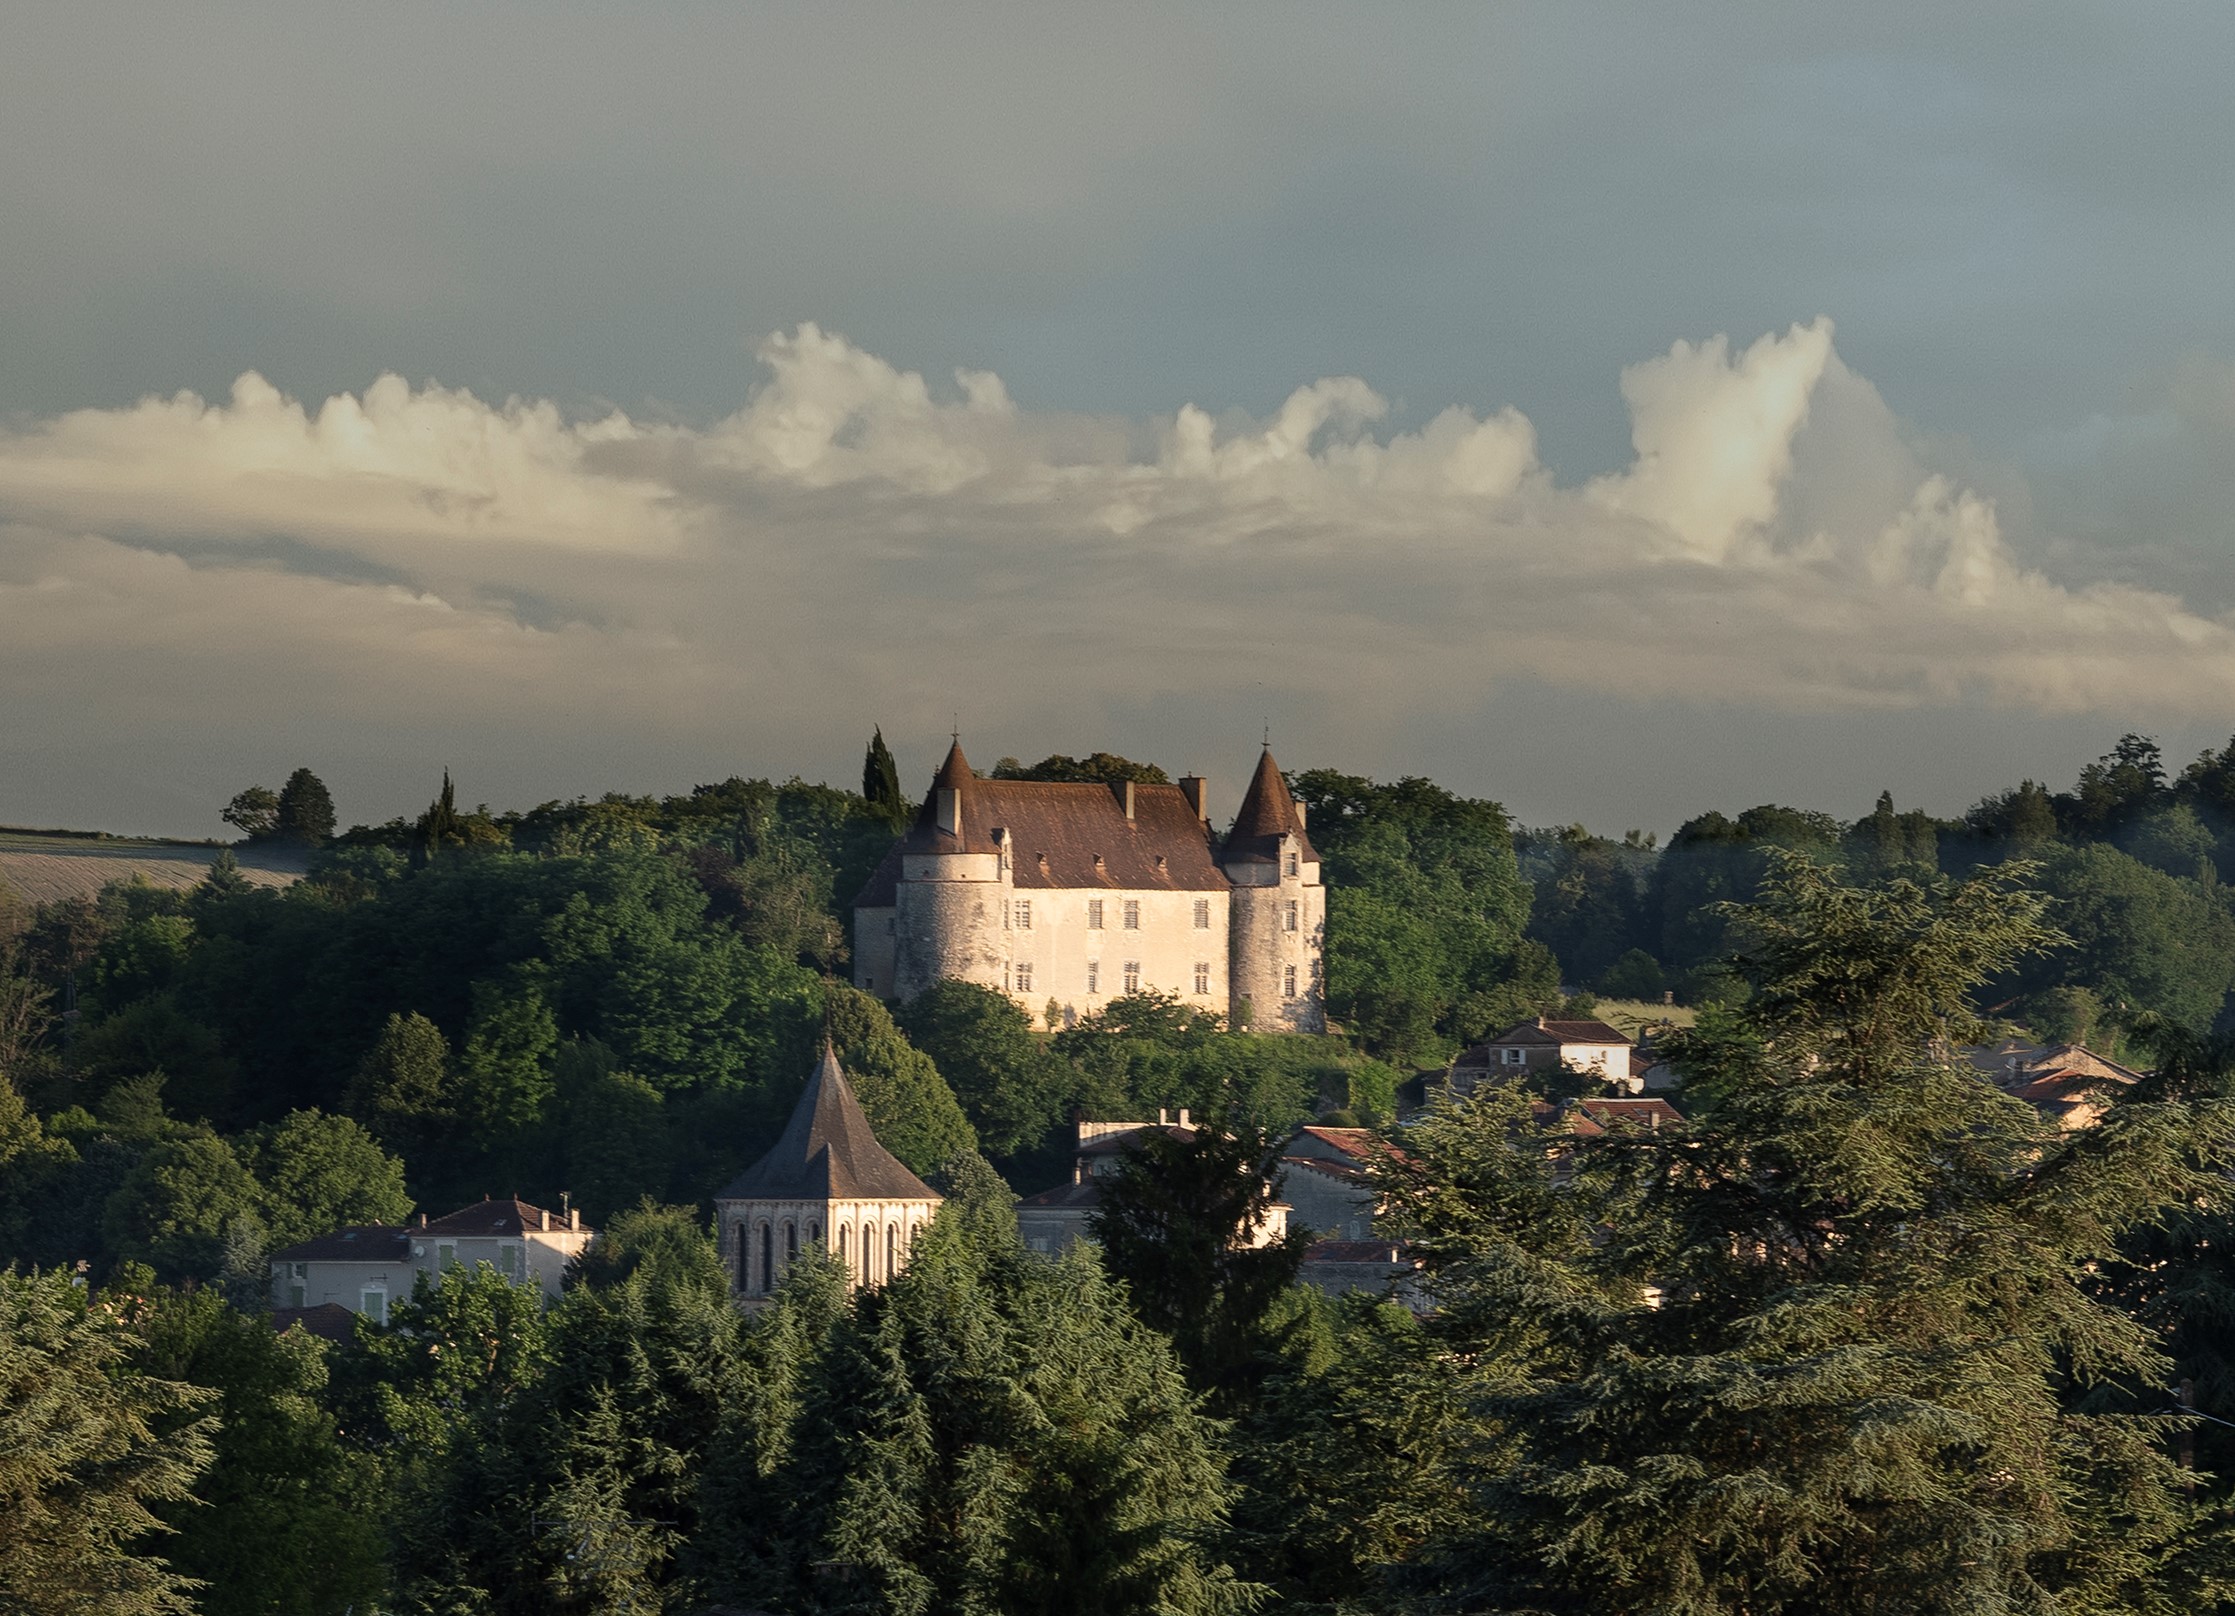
[1591, 998, 1698, 1032]
[0, 830, 307, 907]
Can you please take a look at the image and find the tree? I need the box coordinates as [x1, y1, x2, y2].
[136, 1285, 385, 1616]
[272, 768, 336, 847]
[897, 978, 1068, 1157]
[1089, 1119, 1310, 1399]
[347, 1011, 457, 1165]
[2027, 842, 2235, 1030]
[220, 785, 281, 842]
[0, 1269, 216, 1616]
[862, 727, 906, 825]
[102, 1134, 263, 1283]
[414, 769, 467, 857]
[825, 984, 977, 1176]
[1377, 853, 2235, 1614]
[989, 751, 1170, 784]
[249, 1109, 413, 1248]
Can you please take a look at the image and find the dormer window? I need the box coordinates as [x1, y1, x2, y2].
[1285, 852, 1300, 877]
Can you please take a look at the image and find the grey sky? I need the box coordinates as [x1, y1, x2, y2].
[4, 3, 2234, 838]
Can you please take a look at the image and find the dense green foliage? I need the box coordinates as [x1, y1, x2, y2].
[13, 739, 2235, 1609]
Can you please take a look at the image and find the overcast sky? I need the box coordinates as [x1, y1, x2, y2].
[6, 3, 2235, 839]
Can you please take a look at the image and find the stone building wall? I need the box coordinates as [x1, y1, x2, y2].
[1228, 830, 1326, 1033]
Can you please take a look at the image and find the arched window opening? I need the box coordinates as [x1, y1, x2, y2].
[784, 1221, 797, 1263]
[757, 1222, 772, 1294]
[735, 1224, 749, 1291]
[886, 1222, 898, 1277]
[808, 1220, 821, 1246]
[838, 1224, 849, 1261]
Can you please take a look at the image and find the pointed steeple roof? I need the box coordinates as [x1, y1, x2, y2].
[932, 737, 972, 791]
[1224, 746, 1318, 867]
[718, 1044, 940, 1203]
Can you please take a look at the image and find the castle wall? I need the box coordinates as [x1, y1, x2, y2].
[1006, 885, 1229, 1028]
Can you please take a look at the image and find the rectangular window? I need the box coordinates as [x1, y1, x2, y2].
[288, 1282, 306, 1307]
[1503, 1047, 1523, 1066]
[1123, 900, 1140, 930]
[1286, 852, 1300, 877]
[1194, 962, 1210, 994]
[1086, 960, 1100, 993]
[1015, 900, 1032, 930]
[1087, 899, 1104, 929]
[1015, 961, 1033, 993]
[1193, 898, 1211, 929]
[1124, 961, 1141, 993]
[1284, 900, 1299, 932]
[1283, 964, 1298, 999]
[499, 1244, 523, 1281]
[361, 1288, 388, 1326]
[436, 1241, 457, 1271]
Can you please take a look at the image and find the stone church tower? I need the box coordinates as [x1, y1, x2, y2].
[714, 1043, 942, 1302]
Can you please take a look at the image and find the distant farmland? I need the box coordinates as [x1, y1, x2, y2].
[0, 830, 307, 907]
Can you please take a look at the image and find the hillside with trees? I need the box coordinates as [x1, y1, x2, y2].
[7, 733, 2235, 1610]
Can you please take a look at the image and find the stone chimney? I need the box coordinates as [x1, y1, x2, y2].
[539, 1206, 550, 1231]
[1118, 780, 1136, 822]
[569, 1206, 581, 1231]
[1178, 775, 1208, 824]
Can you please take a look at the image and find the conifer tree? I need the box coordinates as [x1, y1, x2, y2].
[863, 727, 906, 826]
[1376, 852, 2235, 1614]
[272, 768, 336, 846]
[0, 1270, 216, 1615]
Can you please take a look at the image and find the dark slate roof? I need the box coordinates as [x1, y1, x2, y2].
[272, 1302, 359, 1344]
[1016, 1178, 1105, 1210]
[1222, 747, 1319, 868]
[717, 1044, 940, 1204]
[269, 1225, 413, 1264]
[853, 740, 1228, 907]
[423, 1197, 578, 1238]
[1300, 1239, 1412, 1264]
[1475, 1017, 1634, 1051]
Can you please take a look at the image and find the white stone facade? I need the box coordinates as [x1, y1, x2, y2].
[854, 743, 1325, 1033]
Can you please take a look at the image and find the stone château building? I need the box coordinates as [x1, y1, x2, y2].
[852, 740, 1325, 1032]
[714, 1043, 942, 1302]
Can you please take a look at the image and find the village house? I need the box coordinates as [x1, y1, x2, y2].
[268, 1195, 593, 1327]
[852, 740, 1326, 1033]
[1450, 1016, 1640, 1093]
[714, 1043, 942, 1302]
[1963, 1038, 2144, 1131]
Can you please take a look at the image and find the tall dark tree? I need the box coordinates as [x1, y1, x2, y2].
[1090, 1119, 1310, 1398]
[861, 727, 906, 826]
[271, 769, 336, 847]
[414, 769, 466, 857]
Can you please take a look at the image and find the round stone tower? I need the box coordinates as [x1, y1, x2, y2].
[1222, 746, 1325, 1033]
[889, 739, 1012, 1002]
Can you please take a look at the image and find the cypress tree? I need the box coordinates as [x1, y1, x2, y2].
[863, 727, 905, 826]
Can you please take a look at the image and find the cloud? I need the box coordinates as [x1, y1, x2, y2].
[4, 318, 2234, 831]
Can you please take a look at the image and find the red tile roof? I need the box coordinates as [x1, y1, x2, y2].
[422, 1197, 576, 1239]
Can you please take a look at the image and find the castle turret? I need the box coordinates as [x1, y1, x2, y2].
[1223, 746, 1325, 1032]
[880, 739, 1013, 1001]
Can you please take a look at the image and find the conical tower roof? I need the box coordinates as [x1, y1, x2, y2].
[718, 1043, 940, 1203]
[931, 737, 972, 791]
[1224, 746, 1318, 867]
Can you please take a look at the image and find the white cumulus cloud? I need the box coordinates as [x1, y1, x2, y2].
[3, 318, 2232, 832]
